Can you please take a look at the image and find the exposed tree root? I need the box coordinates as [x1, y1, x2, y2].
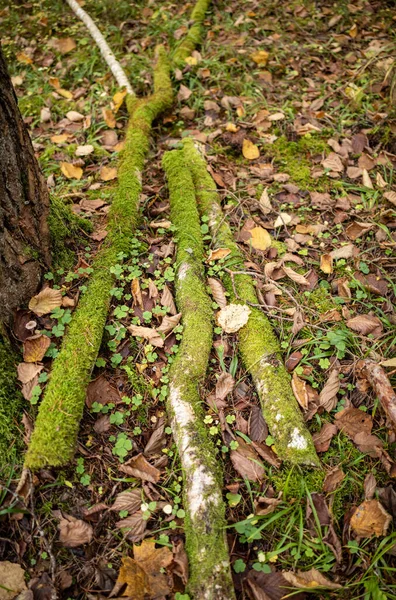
[24, 49, 173, 470]
[182, 138, 320, 467]
[64, 0, 133, 94]
[163, 149, 235, 600]
[172, 0, 211, 67]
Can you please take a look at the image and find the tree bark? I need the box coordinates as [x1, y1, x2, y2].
[0, 45, 50, 325]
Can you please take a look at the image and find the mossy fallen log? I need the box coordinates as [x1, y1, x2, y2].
[182, 138, 319, 467]
[172, 0, 211, 67]
[163, 149, 235, 600]
[24, 49, 173, 470]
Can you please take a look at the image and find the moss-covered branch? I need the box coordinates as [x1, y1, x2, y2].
[182, 138, 319, 467]
[163, 149, 235, 600]
[172, 0, 211, 67]
[25, 48, 173, 470]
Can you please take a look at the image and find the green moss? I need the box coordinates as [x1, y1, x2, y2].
[306, 286, 335, 314]
[271, 239, 287, 256]
[264, 135, 328, 191]
[272, 466, 325, 500]
[0, 334, 25, 475]
[163, 149, 235, 600]
[172, 0, 211, 67]
[25, 48, 173, 471]
[183, 138, 319, 466]
[48, 194, 92, 270]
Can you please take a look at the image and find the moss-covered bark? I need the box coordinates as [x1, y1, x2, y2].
[172, 0, 211, 67]
[163, 149, 235, 600]
[182, 138, 319, 467]
[25, 48, 173, 470]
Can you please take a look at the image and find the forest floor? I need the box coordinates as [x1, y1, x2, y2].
[1, 0, 396, 598]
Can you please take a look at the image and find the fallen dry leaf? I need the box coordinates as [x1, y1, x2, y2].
[335, 407, 372, 438]
[156, 313, 182, 335]
[323, 466, 345, 493]
[23, 335, 51, 363]
[258, 187, 273, 214]
[100, 166, 117, 181]
[362, 169, 373, 189]
[113, 89, 128, 113]
[207, 277, 227, 308]
[161, 285, 177, 315]
[60, 162, 83, 180]
[384, 191, 396, 206]
[312, 423, 337, 453]
[283, 266, 310, 287]
[249, 227, 272, 251]
[0, 561, 26, 599]
[66, 110, 84, 122]
[346, 314, 383, 336]
[52, 37, 76, 53]
[230, 438, 265, 481]
[177, 84, 192, 102]
[76, 144, 94, 157]
[250, 50, 269, 66]
[216, 372, 234, 401]
[102, 108, 116, 128]
[283, 568, 342, 590]
[112, 489, 142, 514]
[29, 287, 62, 316]
[320, 254, 333, 274]
[242, 138, 260, 160]
[322, 152, 344, 172]
[51, 133, 70, 144]
[350, 500, 391, 537]
[120, 454, 161, 483]
[273, 212, 292, 228]
[248, 406, 268, 443]
[56, 513, 93, 547]
[115, 538, 172, 599]
[17, 362, 43, 384]
[217, 303, 251, 333]
[292, 372, 309, 410]
[128, 325, 164, 348]
[116, 511, 147, 543]
[86, 375, 121, 408]
[330, 243, 357, 259]
[207, 247, 231, 261]
[144, 422, 166, 455]
[319, 369, 340, 412]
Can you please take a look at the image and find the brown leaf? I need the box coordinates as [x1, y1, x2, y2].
[112, 489, 142, 514]
[362, 169, 373, 189]
[335, 407, 372, 438]
[283, 568, 342, 590]
[116, 511, 147, 543]
[23, 335, 51, 363]
[346, 314, 383, 336]
[215, 372, 234, 401]
[29, 288, 62, 316]
[102, 108, 116, 128]
[330, 243, 357, 259]
[115, 539, 173, 599]
[353, 432, 383, 457]
[207, 248, 231, 261]
[248, 406, 268, 443]
[161, 285, 177, 315]
[80, 199, 107, 211]
[100, 166, 117, 181]
[320, 254, 333, 274]
[285, 351, 303, 372]
[207, 277, 227, 308]
[94, 415, 111, 433]
[350, 500, 391, 537]
[322, 152, 344, 172]
[52, 37, 76, 53]
[246, 569, 302, 600]
[128, 325, 164, 348]
[177, 84, 192, 102]
[144, 422, 166, 456]
[0, 561, 27, 597]
[384, 191, 396, 206]
[86, 376, 121, 408]
[230, 438, 265, 481]
[345, 221, 372, 240]
[364, 473, 377, 501]
[310, 191, 333, 209]
[17, 363, 43, 384]
[318, 370, 340, 412]
[292, 372, 309, 410]
[312, 423, 337, 453]
[252, 441, 281, 468]
[283, 266, 310, 287]
[56, 513, 93, 547]
[156, 313, 182, 335]
[351, 132, 368, 154]
[255, 496, 282, 516]
[251, 50, 269, 66]
[120, 454, 161, 483]
[172, 539, 189, 585]
[323, 466, 345, 493]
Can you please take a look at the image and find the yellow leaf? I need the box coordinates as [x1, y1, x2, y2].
[320, 254, 333, 274]
[249, 227, 272, 251]
[57, 88, 73, 99]
[114, 140, 126, 152]
[16, 52, 33, 65]
[53, 37, 76, 54]
[113, 89, 128, 113]
[102, 108, 116, 128]
[226, 122, 238, 132]
[207, 248, 231, 261]
[51, 134, 70, 144]
[250, 50, 269, 66]
[60, 162, 83, 180]
[242, 138, 260, 160]
[100, 166, 118, 181]
[49, 77, 60, 89]
[349, 23, 358, 38]
[23, 335, 51, 363]
[236, 105, 245, 117]
[29, 288, 62, 316]
[185, 55, 198, 66]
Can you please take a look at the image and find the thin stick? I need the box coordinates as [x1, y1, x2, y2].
[64, 0, 134, 94]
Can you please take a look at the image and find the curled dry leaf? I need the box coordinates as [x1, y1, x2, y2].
[230, 438, 265, 481]
[250, 49, 269, 66]
[131, 278, 144, 309]
[161, 285, 177, 315]
[17, 363, 43, 384]
[312, 423, 337, 453]
[128, 325, 164, 348]
[156, 313, 182, 335]
[119, 454, 161, 483]
[172, 539, 189, 585]
[321, 152, 344, 172]
[23, 335, 51, 363]
[283, 266, 310, 287]
[112, 489, 142, 513]
[217, 303, 251, 333]
[29, 288, 62, 316]
[248, 405, 268, 443]
[292, 372, 309, 410]
[350, 500, 391, 537]
[259, 187, 273, 214]
[102, 107, 116, 128]
[255, 496, 282, 516]
[215, 372, 234, 401]
[56, 513, 93, 548]
[364, 473, 377, 501]
[207, 247, 231, 261]
[330, 243, 357, 259]
[283, 568, 342, 590]
[86, 375, 121, 408]
[273, 212, 292, 228]
[323, 466, 345, 493]
[318, 369, 340, 412]
[116, 510, 147, 543]
[144, 422, 166, 455]
[346, 314, 383, 336]
[207, 277, 227, 308]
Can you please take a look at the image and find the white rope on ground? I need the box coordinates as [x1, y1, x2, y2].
[64, 0, 134, 94]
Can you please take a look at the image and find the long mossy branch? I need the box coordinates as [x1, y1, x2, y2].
[172, 0, 211, 67]
[163, 149, 235, 600]
[182, 138, 319, 467]
[24, 48, 173, 470]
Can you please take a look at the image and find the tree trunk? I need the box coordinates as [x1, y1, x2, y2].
[0, 45, 50, 325]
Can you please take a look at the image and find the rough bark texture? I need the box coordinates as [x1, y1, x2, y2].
[183, 138, 319, 467]
[0, 46, 50, 325]
[163, 149, 235, 600]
